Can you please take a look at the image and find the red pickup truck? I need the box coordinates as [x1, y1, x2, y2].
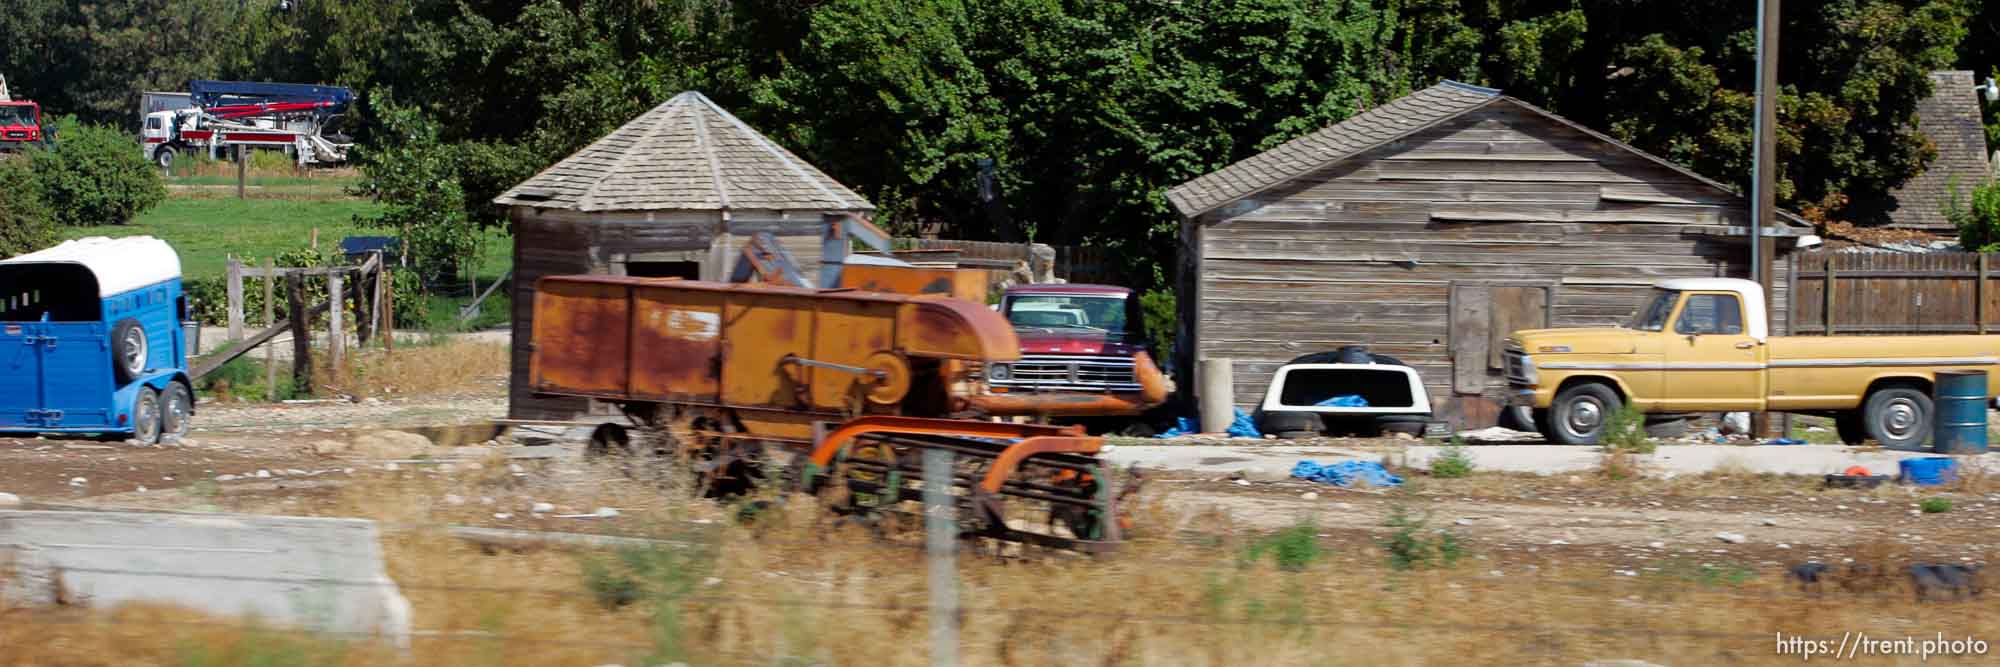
[986, 283, 1153, 400]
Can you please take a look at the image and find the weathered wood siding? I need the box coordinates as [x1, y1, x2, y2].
[1192, 102, 1795, 426]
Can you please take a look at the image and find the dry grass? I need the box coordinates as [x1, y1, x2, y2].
[5, 458, 1995, 666]
[315, 341, 508, 399]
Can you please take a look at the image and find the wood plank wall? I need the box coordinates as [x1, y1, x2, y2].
[1791, 250, 1997, 334]
[1192, 102, 1795, 424]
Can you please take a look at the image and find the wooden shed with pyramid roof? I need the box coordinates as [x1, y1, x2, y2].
[495, 91, 875, 419]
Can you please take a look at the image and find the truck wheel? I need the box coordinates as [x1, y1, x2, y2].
[111, 318, 147, 384]
[160, 381, 193, 444]
[1861, 388, 1931, 450]
[1548, 382, 1620, 446]
[131, 386, 162, 445]
[1833, 412, 1868, 446]
[154, 146, 176, 169]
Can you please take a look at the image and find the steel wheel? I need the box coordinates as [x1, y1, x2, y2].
[131, 387, 162, 445]
[1549, 382, 1620, 446]
[1863, 388, 1931, 450]
[160, 382, 192, 443]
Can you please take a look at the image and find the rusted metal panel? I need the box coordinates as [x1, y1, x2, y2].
[530, 278, 631, 396]
[630, 285, 723, 401]
[721, 290, 813, 408]
[838, 264, 988, 302]
[899, 299, 1018, 361]
[807, 298, 899, 410]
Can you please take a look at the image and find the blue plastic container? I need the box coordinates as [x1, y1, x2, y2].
[1898, 457, 1958, 486]
[1932, 370, 1990, 454]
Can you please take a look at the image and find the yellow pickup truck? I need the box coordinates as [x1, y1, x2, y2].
[1506, 278, 2000, 447]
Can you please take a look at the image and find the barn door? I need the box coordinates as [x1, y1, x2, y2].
[1449, 283, 1550, 395]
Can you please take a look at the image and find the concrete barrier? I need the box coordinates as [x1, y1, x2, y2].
[0, 510, 411, 647]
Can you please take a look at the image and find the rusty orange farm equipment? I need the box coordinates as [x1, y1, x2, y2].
[528, 275, 1168, 551]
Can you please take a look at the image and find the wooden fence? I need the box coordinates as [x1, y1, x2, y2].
[893, 238, 1117, 284]
[1789, 250, 1996, 335]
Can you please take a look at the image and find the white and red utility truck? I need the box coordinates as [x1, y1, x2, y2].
[140, 80, 354, 169]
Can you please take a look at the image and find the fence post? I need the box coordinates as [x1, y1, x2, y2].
[235, 144, 247, 200]
[287, 273, 313, 394]
[923, 448, 959, 667]
[1199, 358, 1235, 434]
[1979, 254, 1988, 335]
[381, 262, 394, 354]
[225, 257, 244, 342]
[263, 259, 277, 400]
[328, 271, 345, 371]
[1824, 257, 1836, 336]
[354, 260, 374, 347]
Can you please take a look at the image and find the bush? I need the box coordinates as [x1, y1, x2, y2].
[1919, 497, 1952, 514]
[27, 116, 166, 227]
[1430, 437, 1476, 478]
[0, 157, 56, 257]
[1946, 176, 2000, 251]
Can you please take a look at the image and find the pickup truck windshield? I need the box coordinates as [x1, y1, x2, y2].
[1626, 289, 1680, 331]
[1006, 295, 1128, 334]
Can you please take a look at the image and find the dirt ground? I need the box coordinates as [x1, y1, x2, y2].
[6, 392, 1998, 666]
[7, 393, 1993, 579]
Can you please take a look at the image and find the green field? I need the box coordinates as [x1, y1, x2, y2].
[66, 197, 513, 282]
[66, 197, 376, 278]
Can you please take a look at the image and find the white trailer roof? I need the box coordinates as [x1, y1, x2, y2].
[0, 236, 182, 296]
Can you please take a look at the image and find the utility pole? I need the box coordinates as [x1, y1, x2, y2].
[1750, 0, 1780, 437]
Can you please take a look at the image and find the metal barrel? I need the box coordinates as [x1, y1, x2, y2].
[1932, 370, 1989, 455]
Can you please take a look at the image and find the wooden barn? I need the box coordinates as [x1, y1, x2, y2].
[1165, 81, 1817, 427]
[494, 91, 874, 420]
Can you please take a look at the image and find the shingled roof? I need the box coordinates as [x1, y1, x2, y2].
[495, 91, 872, 213]
[1166, 81, 1502, 217]
[1876, 71, 1993, 230]
[1166, 80, 1810, 227]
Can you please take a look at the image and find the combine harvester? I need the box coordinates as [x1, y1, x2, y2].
[529, 226, 1168, 552]
[140, 80, 354, 169]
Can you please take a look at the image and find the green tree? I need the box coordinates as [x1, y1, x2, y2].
[1944, 176, 2000, 250]
[350, 99, 479, 283]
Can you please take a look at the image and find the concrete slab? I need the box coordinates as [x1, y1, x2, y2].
[0, 510, 411, 646]
[1104, 444, 2000, 479]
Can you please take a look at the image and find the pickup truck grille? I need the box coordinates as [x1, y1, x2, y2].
[2, 130, 27, 140]
[987, 354, 1141, 392]
[1503, 349, 1534, 385]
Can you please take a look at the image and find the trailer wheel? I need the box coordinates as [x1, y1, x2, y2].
[111, 318, 148, 384]
[160, 381, 193, 443]
[1862, 387, 1931, 450]
[1548, 382, 1620, 446]
[154, 145, 176, 169]
[131, 386, 162, 445]
[1833, 412, 1868, 446]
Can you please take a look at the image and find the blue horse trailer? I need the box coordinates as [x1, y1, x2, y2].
[0, 236, 194, 443]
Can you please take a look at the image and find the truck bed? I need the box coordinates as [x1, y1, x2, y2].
[1766, 334, 2000, 409]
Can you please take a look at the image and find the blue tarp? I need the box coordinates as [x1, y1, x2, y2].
[1156, 408, 1262, 438]
[1315, 395, 1369, 408]
[1291, 460, 1403, 488]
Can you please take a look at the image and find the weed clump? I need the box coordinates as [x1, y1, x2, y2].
[1241, 521, 1321, 571]
[1602, 405, 1655, 454]
[1430, 437, 1476, 478]
[1380, 505, 1463, 571]
[1919, 497, 1953, 514]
